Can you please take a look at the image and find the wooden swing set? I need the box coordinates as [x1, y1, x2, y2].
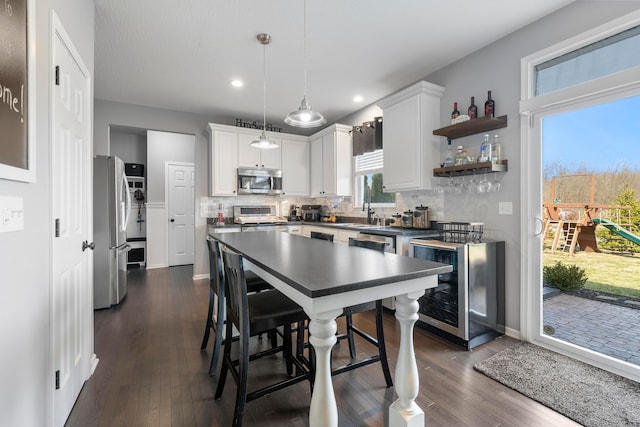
[543, 174, 631, 256]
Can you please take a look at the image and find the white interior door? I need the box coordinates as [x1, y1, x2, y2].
[168, 163, 195, 266]
[51, 14, 93, 427]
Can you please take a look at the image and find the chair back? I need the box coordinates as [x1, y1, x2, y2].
[348, 237, 385, 253]
[220, 245, 249, 332]
[207, 238, 225, 296]
[310, 231, 334, 242]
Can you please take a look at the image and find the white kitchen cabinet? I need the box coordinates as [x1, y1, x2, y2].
[208, 125, 239, 196]
[377, 80, 444, 191]
[238, 132, 282, 169]
[281, 137, 310, 196]
[336, 229, 358, 244]
[309, 124, 352, 197]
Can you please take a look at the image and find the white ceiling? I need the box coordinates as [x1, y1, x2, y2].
[95, 0, 574, 133]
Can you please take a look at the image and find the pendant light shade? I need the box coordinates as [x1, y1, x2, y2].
[285, 0, 325, 128]
[250, 33, 278, 149]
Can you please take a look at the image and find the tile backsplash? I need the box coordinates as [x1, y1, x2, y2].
[201, 191, 443, 224]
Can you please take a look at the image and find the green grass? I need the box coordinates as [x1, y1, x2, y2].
[543, 250, 640, 299]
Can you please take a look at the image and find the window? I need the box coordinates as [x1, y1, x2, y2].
[535, 25, 640, 95]
[353, 149, 395, 207]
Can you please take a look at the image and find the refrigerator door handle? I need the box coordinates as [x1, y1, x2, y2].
[121, 172, 132, 232]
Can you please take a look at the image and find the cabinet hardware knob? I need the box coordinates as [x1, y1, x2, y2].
[170, 218, 175, 223]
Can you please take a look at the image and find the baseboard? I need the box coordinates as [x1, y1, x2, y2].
[145, 263, 167, 270]
[90, 353, 99, 375]
[193, 273, 209, 281]
[505, 326, 521, 340]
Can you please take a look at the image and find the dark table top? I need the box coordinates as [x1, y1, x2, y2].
[209, 231, 451, 298]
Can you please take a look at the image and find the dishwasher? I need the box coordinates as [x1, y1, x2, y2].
[354, 232, 397, 310]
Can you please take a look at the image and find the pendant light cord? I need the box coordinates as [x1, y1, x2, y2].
[303, 0, 307, 99]
[262, 41, 267, 133]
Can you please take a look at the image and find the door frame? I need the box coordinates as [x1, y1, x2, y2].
[49, 10, 96, 426]
[520, 10, 640, 382]
[165, 161, 195, 266]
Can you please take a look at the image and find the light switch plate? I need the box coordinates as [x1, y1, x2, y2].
[498, 201, 513, 215]
[0, 195, 25, 232]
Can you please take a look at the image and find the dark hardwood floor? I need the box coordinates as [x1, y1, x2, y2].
[66, 265, 579, 427]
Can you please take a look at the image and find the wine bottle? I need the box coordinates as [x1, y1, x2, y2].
[484, 90, 495, 118]
[467, 96, 478, 119]
[451, 102, 460, 123]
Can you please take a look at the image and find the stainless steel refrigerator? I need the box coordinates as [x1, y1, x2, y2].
[93, 155, 131, 309]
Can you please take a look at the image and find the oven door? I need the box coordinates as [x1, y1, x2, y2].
[410, 241, 468, 340]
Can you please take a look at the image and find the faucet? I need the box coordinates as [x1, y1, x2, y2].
[363, 201, 375, 225]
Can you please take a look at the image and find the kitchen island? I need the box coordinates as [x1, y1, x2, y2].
[209, 231, 451, 427]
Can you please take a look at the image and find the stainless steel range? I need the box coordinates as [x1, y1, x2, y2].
[408, 222, 505, 349]
[233, 205, 289, 231]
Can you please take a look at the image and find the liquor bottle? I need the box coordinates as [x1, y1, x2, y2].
[444, 138, 455, 167]
[467, 96, 478, 119]
[484, 90, 495, 117]
[454, 146, 467, 165]
[491, 134, 502, 164]
[451, 102, 460, 123]
[478, 134, 491, 163]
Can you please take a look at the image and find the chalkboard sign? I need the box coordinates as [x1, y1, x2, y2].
[0, 0, 33, 182]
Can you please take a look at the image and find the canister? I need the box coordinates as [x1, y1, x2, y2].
[413, 205, 429, 229]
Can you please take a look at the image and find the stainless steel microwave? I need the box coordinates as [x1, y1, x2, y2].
[237, 167, 283, 195]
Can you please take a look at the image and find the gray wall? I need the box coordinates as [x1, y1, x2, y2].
[0, 1, 94, 425]
[110, 129, 147, 166]
[338, 1, 640, 334]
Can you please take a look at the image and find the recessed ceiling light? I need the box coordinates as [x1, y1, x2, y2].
[353, 95, 364, 103]
[231, 79, 243, 88]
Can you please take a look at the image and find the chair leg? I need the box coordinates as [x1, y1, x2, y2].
[345, 314, 357, 359]
[232, 322, 250, 427]
[209, 293, 225, 376]
[214, 320, 233, 400]
[200, 288, 214, 350]
[375, 301, 393, 388]
[284, 324, 293, 376]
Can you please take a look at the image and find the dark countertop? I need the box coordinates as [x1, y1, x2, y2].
[209, 221, 439, 238]
[209, 231, 451, 298]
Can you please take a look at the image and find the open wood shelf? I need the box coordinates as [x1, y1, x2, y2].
[433, 115, 508, 140]
[433, 160, 508, 177]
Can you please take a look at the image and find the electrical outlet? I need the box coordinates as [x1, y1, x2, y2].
[498, 202, 513, 215]
[0, 196, 24, 232]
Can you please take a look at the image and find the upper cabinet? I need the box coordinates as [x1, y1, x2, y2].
[208, 124, 239, 196]
[209, 123, 309, 197]
[309, 124, 352, 197]
[238, 132, 282, 169]
[281, 136, 311, 196]
[377, 81, 444, 192]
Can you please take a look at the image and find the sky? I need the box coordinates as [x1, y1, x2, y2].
[543, 95, 640, 173]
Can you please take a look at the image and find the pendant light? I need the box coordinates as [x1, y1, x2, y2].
[250, 33, 278, 149]
[284, 0, 326, 128]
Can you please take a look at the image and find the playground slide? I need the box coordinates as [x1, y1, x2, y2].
[593, 218, 640, 246]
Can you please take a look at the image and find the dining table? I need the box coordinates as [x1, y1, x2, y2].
[209, 230, 451, 427]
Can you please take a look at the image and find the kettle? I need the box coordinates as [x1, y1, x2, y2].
[413, 205, 429, 229]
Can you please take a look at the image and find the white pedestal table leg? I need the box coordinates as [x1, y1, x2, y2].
[389, 291, 425, 427]
[307, 309, 342, 427]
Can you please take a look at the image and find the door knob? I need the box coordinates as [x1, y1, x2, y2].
[82, 240, 95, 251]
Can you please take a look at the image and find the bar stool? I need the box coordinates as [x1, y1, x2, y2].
[333, 237, 392, 387]
[215, 246, 310, 426]
[201, 238, 273, 376]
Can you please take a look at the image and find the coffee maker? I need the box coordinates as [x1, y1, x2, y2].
[301, 204, 322, 222]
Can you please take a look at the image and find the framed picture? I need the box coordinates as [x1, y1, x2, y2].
[0, 0, 35, 183]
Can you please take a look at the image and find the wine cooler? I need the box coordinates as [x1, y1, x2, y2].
[409, 237, 505, 349]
